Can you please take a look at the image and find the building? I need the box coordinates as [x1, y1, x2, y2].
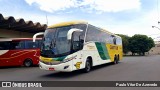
[0, 13, 47, 38]
[149, 41, 160, 55]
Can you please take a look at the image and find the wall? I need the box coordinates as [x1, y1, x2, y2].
[149, 43, 160, 55]
[0, 29, 34, 38]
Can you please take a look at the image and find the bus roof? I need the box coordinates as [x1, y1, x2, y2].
[48, 21, 121, 38]
[0, 38, 41, 41]
[100, 29, 121, 38]
[48, 21, 87, 28]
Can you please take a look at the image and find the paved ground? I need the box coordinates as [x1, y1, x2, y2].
[0, 55, 160, 90]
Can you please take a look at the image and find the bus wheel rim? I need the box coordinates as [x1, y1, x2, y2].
[25, 61, 31, 66]
[86, 62, 90, 71]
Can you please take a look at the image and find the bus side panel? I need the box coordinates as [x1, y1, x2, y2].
[0, 50, 21, 66]
[118, 45, 123, 60]
[20, 49, 40, 65]
[106, 44, 123, 62]
[82, 42, 112, 67]
[19, 49, 40, 65]
[0, 50, 12, 66]
[0, 49, 40, 67]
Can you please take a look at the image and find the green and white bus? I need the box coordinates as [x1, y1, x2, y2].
[33, 21, 123, 72]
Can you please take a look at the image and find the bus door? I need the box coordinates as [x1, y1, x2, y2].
[72, 32, 83, 70]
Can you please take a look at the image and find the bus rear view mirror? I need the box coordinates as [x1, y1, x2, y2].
[33, 32, 44, 42]
[67, 28, 83, 40]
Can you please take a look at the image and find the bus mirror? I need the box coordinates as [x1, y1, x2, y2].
[33, 32, 44, 42]
[67, 28, 83, 40]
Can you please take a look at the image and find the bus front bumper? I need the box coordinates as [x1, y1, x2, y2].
[39, 61, 73, 72]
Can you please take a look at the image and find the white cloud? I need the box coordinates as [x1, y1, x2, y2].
[25, 0, 141, 13]
[86, 9, 160, 41]
[25, 0, 77, 12]
[80, 0, 141, 12]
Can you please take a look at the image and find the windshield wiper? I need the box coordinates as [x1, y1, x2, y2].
[49, 38, 56, 49]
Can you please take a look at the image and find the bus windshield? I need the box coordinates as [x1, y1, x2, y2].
[41, 24, 87, 58]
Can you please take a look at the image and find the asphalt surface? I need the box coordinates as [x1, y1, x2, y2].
[0, 55, 160, 90]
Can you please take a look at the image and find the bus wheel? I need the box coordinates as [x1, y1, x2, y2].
[24, 59, 33, 67]
[114, 56, 118, 64]
[84, 59, 92, 73]
[117, 55, 119, 64]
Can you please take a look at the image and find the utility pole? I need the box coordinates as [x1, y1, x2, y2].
[45, 14, 48, 26]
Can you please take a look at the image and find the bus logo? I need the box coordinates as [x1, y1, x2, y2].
[110, 45, 118, 50]
[75, 62, 82, 69]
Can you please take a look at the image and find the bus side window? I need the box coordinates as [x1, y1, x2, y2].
[72, 31, 83, 52]
[38, 40, 42, 48]
[110, 35, 116, 45]
[33, 40, 39, 48]
[11, 41, 24, 49]
[25, 40, 38, 49]
[116, 37, 122, 45]
[113, 38, 116, 45]
[86, 25, 99, 42]
[0, 41, 10, 50]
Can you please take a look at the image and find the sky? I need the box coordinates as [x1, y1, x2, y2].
[0, 0, 160, 41]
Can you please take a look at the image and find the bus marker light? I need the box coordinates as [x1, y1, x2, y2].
[64, 65, 69, 69]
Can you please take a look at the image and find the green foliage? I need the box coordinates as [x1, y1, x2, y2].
[128, 34, 155, 55]
[117, 34, 130, 54]
[117, 34, 155, 56]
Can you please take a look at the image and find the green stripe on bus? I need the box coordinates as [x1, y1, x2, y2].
[95, 42, 110, 60]
[95, 42, 106, 60]
[52, 56, 66, 61]
[101, 43, 110, 59]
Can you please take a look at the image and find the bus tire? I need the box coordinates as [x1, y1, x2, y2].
[23, 59, 33, 67]
[114, 56, 118, 64]
[84, 59, 92, 73]
[117, 55, 120, 64]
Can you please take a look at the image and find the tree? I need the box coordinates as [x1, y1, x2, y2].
[117, 34, 130, 54]
[128, 34, 155, 56]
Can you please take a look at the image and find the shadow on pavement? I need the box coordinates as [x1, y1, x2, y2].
[0, 65, 38, 69]
[41, 62, 121, 79]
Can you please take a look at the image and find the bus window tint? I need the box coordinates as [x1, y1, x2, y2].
[113, 38, 116, 45]
[10, 41, 24, 49]
[74, 24, 87, 42]
[25, 40, 39, 49]
[116, 37, 122, 45]
[38, 40, 42, 48]
[72, 32, 82, 51]
[86, 25, 113, 43]
[0, 41, 10, 50]
[86, 25, 99, 42]
[0, 40, 42, 50]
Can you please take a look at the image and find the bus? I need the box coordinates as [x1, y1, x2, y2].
[34, 21, 123, 72]
[0, 38, 42, 67]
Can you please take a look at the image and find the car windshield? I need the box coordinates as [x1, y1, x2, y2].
[41, 24, 87, 58]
